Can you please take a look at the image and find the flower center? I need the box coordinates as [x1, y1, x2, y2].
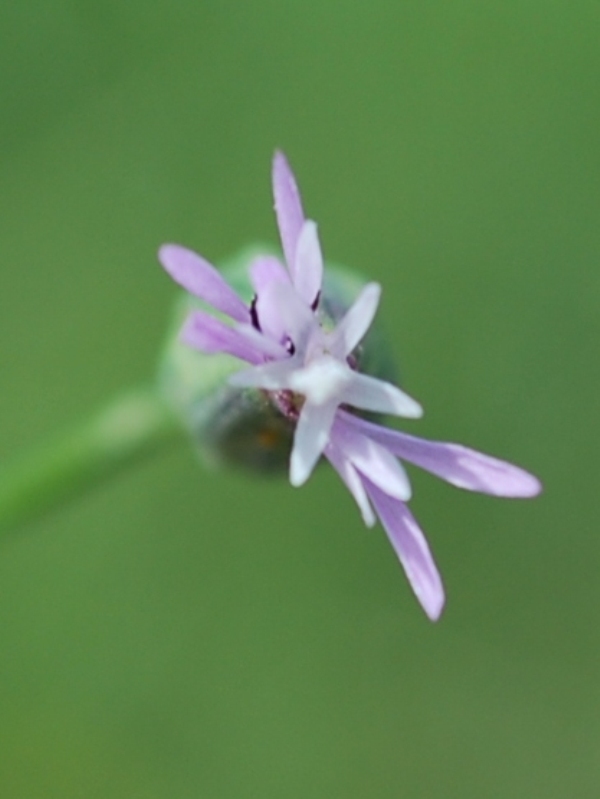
[289, 355, 351, 406]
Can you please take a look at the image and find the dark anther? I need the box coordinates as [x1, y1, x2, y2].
[285, 337, 296, 355]
[311, 291, 321, 311]
[250, 296, 261, 331]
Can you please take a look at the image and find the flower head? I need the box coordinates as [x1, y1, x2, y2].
[159, 151, 541, 620]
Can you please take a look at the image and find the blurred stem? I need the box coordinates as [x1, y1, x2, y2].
[0, 387, 183, 537]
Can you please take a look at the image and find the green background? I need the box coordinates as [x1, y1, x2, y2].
[0, 2, 598, 796]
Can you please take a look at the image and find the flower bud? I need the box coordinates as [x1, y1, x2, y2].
[158, 246, 397, 473]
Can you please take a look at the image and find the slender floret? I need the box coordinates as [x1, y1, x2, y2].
[158, 151, 541, 621]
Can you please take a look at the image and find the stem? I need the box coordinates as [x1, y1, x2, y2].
[0, 387, 183, 537]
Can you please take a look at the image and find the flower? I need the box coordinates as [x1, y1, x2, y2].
[158, 151, 541, 620]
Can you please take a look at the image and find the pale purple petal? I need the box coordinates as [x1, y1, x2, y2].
[363, 478, 445, 621]
[340, 412, 542, 498]
[228, 357, 300, 390]
[256, 280, 316, 349]
[159, 244, 249, 323]
[325, 442, 376, 527]
[233, 323, 289, 360]
[290, 399, 338, 486]
[328, 283, 381, 358]
[331, 421, 412, 501]
[273, 151, 305, 276]
[254, 280, 287, 342]
[181, 312, 264, 365]
[293, 220, 324, 306]
[340, 372, 423, 418]
[249, 255, 291, 295]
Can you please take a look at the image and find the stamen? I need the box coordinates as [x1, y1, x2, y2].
[250, 296, 261, 331]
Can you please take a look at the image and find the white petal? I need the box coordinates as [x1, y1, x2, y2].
[293, 220, 323, 306]
[290, 400, 338, 486]
[333, 422, 412, 501]
[325, 442, 376, 527]
[341, 372, 423, 418]
[328, 282, 381, 358]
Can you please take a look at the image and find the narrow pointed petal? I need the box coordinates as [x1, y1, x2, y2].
[249, 255, 291, 295]
[273, 151, 305, 276]
[181, 312, 264, 364]
[293, 220, 324, 306]
[329, 282, 381, 358]
[341, 372, 423, 418]
[159, 244, 249, 323]
[233, 323, 290, 360]
[340, 413, 542, 498]
[290, 400, 338, 486]
[325, 443, 376, 527]
[364, 479, 445, 621]
[332, 422, 412, 501]
[228, 357, 300, 390]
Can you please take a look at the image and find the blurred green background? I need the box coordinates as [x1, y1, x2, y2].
[0, 1, 598, 796]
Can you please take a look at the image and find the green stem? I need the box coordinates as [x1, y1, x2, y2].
[0, 387, 183, 537]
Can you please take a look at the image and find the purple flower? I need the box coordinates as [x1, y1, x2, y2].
[159, 151, 541, 620]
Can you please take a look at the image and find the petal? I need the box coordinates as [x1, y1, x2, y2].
[324, 442, 376, 527]
[340, 372, 423, 418]
[228, 357, 301, 390]
[233, 323, 290, 360]
[340, 413, 542, 498]
[272, 151, 306, 276]
[293, 220, 323, 306]
[256, 280, 316, 351]
[181, 312, 264, 364]
[328, 282, 381, 358]
[364, 478, 445, 621]
[249, 255, 291, 295]
[159, 244, 249, 323]
[290, 399, 338, 486]
[331, 421, 412, 501]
